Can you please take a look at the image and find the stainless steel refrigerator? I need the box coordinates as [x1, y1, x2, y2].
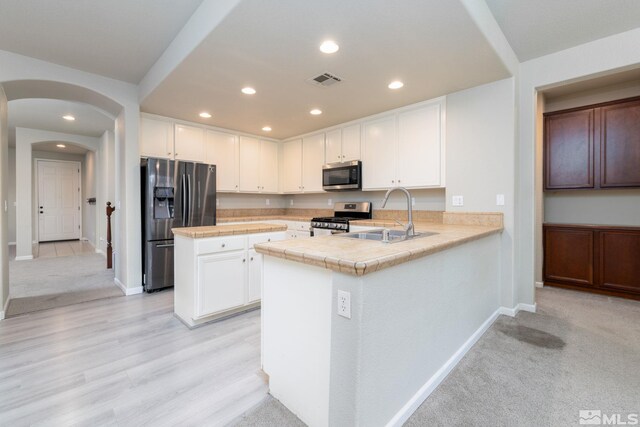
[141, 158, 216, 292]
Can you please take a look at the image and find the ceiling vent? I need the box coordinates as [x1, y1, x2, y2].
[307, 72, 343, 88]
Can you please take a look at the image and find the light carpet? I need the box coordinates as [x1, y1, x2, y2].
[232, 287, 640, 426]
[7, 252, 122, 317]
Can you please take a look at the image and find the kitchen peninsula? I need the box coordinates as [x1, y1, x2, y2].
[173, 222, 287, 327]
[255, 213, 504, 426]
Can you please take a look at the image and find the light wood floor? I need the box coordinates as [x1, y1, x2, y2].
[0, 290, 267, 426]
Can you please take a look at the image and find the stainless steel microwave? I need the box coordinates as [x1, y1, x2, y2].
[322, 160, 362, 191]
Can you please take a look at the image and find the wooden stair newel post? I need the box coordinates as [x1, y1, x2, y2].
[106, 201, 116, 269]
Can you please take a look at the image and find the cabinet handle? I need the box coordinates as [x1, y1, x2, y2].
[221, 243, 226, 248]
[167, 152, 171, 155]
[235, 185, 238, 188]
[398, 179, 401, 183]
[267, 238, 271, 242]
[391, 180, 395, 184]
[175, 153, 179, 156]
[243, 259, 246, 263]
[250, 257, 254, 261]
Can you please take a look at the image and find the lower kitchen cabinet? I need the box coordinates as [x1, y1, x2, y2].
[174, 230, 286, 327]
[544, 224, 640, 299]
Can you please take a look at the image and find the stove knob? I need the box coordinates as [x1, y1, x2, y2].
[322, 222, 329, 228]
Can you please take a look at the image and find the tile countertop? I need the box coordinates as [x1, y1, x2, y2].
[172, 222, 287, 238]
[254, 221, 503, 276]
[217, 215, 315, 223]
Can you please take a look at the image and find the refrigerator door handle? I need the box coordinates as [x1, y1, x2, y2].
[181, 173, 187, 227]
[186, 173, 192, 227]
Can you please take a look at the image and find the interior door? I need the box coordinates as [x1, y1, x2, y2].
[38, 160, 81, 242]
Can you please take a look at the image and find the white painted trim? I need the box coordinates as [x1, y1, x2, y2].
[386, 308, 501, 427]
[95, 248, 106, 257]
[0, 297, 9, 320]
[8, 242, 16, 246]
[14, 255, 34, 261]
[518, 303, 537, 314]
[535, 281, 544, 288]
[114, 278, 143, 296]
[498, 303, 537, 317]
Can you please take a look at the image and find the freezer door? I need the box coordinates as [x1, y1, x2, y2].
[186, 163, 216, 227]
[144, 240, 175, 291]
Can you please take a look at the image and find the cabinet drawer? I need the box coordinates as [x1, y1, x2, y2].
[196, 235, 246, 255]
[248, 232, 286, 248]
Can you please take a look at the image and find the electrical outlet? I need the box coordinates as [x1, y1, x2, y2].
[290, 199, 294, 206]
[496, 194, 505, 206]
[328, 198, 332, 206]
[411, 197, 416, 207]
[337, 290, 351, 319]
[452, 195, 464, 206]
[266, 198, 270, 206]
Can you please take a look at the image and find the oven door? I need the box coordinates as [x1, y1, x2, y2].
[322, 161, 361, 191]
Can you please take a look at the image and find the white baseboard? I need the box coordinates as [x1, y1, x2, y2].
[8, 242, 16, 246]
[0, 297, 10, 320]
[14, 255, 34, 261]
[386, 308, 502, 427]
[95, 248, 106, 257]
[535, 281, 544, 288]
[498, 302, 537, 317]
[114, 278, 143, 296]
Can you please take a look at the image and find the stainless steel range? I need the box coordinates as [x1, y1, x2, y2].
[310, 202, 372, 236]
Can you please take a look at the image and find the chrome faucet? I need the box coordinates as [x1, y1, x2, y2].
[381, 187, 415, 238]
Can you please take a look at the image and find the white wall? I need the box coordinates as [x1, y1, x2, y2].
[287, 189, 445, 212]
[95, 130, 115, 255]
[518, 27, 640, 306]
[83, 150, 96, 245]
[7, 147, 15, 244]
[445, 77, 517, 308]
[0, 84, 9, 317]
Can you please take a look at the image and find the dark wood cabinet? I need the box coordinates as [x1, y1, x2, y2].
[544, 224, 640, 299]
[544, 96, 640, 191]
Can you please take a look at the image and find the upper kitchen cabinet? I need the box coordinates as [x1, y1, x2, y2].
[544, 96, 640, 190]
[362, 99, 444, 190]
[325, 124, 361, 164]
[282, 135, 325, 193]
[205, 130, 238, 192]
[239, 136, 279, 193]
[175, 124, 204, 162]
[140, 116, 174, 159]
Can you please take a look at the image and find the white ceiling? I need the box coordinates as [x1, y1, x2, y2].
[32, 141, 89, 155]
[485, 0, 640, 61]
[141, 0, 511, 139]
[7, 99, 114, 146]
[0, 0, 203, 83]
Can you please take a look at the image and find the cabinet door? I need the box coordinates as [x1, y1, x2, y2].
[599, 100, 640, 187]
[204, 130, 238, 192]
[544, 226, 595, 287]
[362, 116, 397, 189]
[239, 136, 261, 192]
[174, 124, 204, 162]
[325, 129, 342, 163]
[599, 230, 640, 294]
[196, 251, 246, 317]
[544, 109, 594, 190]
[247, 249, 262, 303]
[397, 104, 442, 187]
[282, 139, 303, 193]
[302, 134, 325, 192]
[341, 124, 361, 161]
[260, 140, 279, 193]
[140, 117, 173, 158]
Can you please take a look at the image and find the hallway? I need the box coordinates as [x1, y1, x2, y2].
[6, 241, 121, 317]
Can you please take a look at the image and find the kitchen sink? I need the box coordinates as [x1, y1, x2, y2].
[340, 229, 437, 243]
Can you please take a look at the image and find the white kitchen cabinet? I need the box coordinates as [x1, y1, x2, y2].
[239, 136, 261, 192]
[397, 103, 442, 187]
[239, 137, 279, 193]
[196, 251, 246, 317]
[247, 249, 262, 303]
[175, 124, 204, 162]
[362, 101, 444, 190]
[362, 116, 397, 189]
[282, 139, 303, 193]
[302, 134, 325, 192]
[204, 130, 238, 192]
[260, 140, 279, 193]
[325, 125, 361, 163]
[140, 116, 174, 159]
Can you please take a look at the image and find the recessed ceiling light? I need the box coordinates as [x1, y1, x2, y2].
[241, 87, 256, 95]
[262, 126, 272, 132]
[56, 144, 66, 148]
[319, 40, 339, 54]
[310, 109, 322, 115]
[62, 115, 75, 121]
[199, 112, 212, 118]
[388, 81, 404, 90]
